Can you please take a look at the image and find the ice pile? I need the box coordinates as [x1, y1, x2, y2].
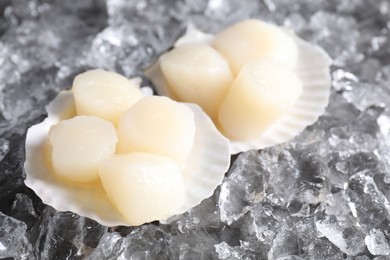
[1, 0, 390, 259]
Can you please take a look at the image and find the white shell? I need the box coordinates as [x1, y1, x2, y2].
[24, 90, 230, 226]
[145, 26, 332, 154]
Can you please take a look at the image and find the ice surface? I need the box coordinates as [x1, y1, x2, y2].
[365, 229, 390, 256]
[29, 207, 108, 259]
[314, 193, 366, 255]
[0, 138, 9, 161]
[1, 0, 390, 258]
[0, 212, 32, 259]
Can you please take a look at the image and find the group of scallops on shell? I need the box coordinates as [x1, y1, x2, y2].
[25, 19, 332, 226]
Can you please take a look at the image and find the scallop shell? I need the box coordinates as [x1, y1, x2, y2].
[24, 90, 230, 226]
[145, 25, 332, 154]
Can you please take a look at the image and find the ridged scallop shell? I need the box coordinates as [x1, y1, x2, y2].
[24, 90, 230, 226]
[145, 25, 332, 154]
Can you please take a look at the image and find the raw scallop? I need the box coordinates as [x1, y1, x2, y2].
[49, 115, 117, 183]
[213, 19, 298, 74]
[99, 152, 185, 226]
[117, 96, 195, 167]
[218, 59, 302, 141]
[160, 43, 233, 120]
[73, 69, 143, 125]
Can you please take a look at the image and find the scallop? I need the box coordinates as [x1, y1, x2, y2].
[73, 69, 143, 125]
[218, 59, 303, 141]
[99, 152, 185, 226]
[146, 23, 332, 154]
[116, 96, 195, 167]
[24, 90, 230, 226]
[213, 19, 298, 74]
[49, 115, 117, 183]
[159, 43, 233, 120]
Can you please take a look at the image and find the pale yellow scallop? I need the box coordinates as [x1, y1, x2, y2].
[72, 69, 143, 125]
[213, 19, 298, 74]
[160, 43, 233, 120]
[117, 96, 195, 166]
[49, 115, 118, 183]
[218, 59, 303, 141]
[98, 152, 185, 226]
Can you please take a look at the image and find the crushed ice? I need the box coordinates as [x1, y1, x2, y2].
[1, 0, 390, 258]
